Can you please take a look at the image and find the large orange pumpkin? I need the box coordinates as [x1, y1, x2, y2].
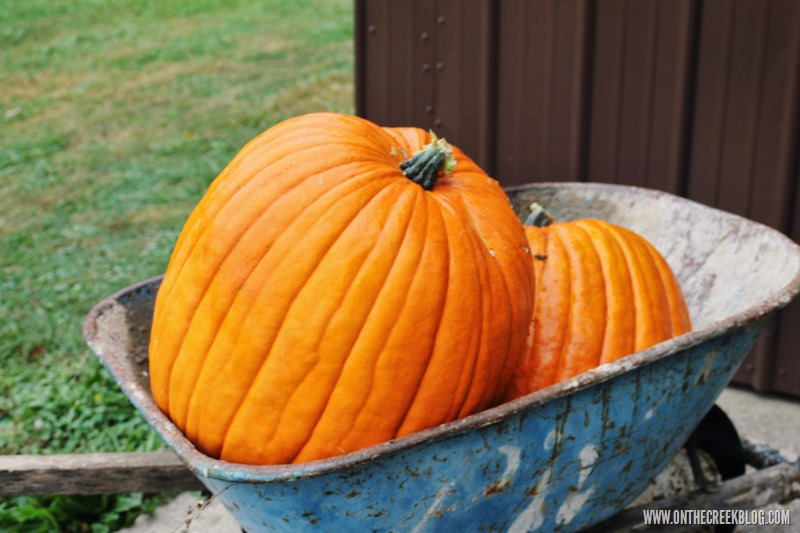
[148, 113, 534, 465]
[502, 204, 691, 402]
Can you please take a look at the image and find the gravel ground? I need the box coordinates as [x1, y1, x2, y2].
[119, 386, 800, 532]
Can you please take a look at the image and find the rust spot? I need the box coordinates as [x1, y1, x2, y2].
[485, 479, 510, 496]
[345, 490, 359, 499]
[527, 484, 540, 497]
[404, 466, 420, 478]
[301, 511, 321, 525]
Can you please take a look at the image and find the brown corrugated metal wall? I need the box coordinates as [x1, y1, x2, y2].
[355, 0, 800, 397]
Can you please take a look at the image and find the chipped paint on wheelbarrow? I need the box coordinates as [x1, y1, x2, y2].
[83, 183, 800, 532]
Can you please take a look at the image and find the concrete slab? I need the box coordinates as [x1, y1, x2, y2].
[717, 386, 800, 462]
[119, 492, 240, 533]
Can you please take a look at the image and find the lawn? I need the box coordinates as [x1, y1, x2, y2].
[0, 0, 354, 528]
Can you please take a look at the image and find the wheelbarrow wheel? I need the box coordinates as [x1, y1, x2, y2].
[685, 404, 747, 532]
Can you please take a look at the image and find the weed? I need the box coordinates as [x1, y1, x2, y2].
[0, 492, 174, 532]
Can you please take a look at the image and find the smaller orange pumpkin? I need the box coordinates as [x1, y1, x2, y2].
[502, 203, 691, 402]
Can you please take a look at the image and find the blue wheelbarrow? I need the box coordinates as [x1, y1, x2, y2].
[83, 182, 800, 532]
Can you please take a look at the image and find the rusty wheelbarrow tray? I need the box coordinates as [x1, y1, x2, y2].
[83, 182, 800, 532]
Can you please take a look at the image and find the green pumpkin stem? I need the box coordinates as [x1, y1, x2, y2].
[525, 202, 555, 227]
[400, 133, 456, 190]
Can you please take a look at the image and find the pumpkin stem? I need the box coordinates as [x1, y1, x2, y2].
[525, 202, 555, 227]
[400, 132, 456, 190]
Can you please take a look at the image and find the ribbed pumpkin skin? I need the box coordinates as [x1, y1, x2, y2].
[148, 113, 534, 465]
[502, 219, 691, 402]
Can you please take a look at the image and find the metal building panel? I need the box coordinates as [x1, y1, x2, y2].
[645, 0, 698, 195]
[356, 1, 497, 169]
[709, 0, 769, 218]
[494, 0, 591, 185]
[747, 0, 800, 232]
[587, 0, 697, 194]
[430, 0, 497, 170]
[355, 1, 436, 129]
[685, 0, 732, 206]
[772, 161, 800, 396]
[686, 0, 798, 227]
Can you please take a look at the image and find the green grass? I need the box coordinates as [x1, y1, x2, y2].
[1, 0, 354, 528]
